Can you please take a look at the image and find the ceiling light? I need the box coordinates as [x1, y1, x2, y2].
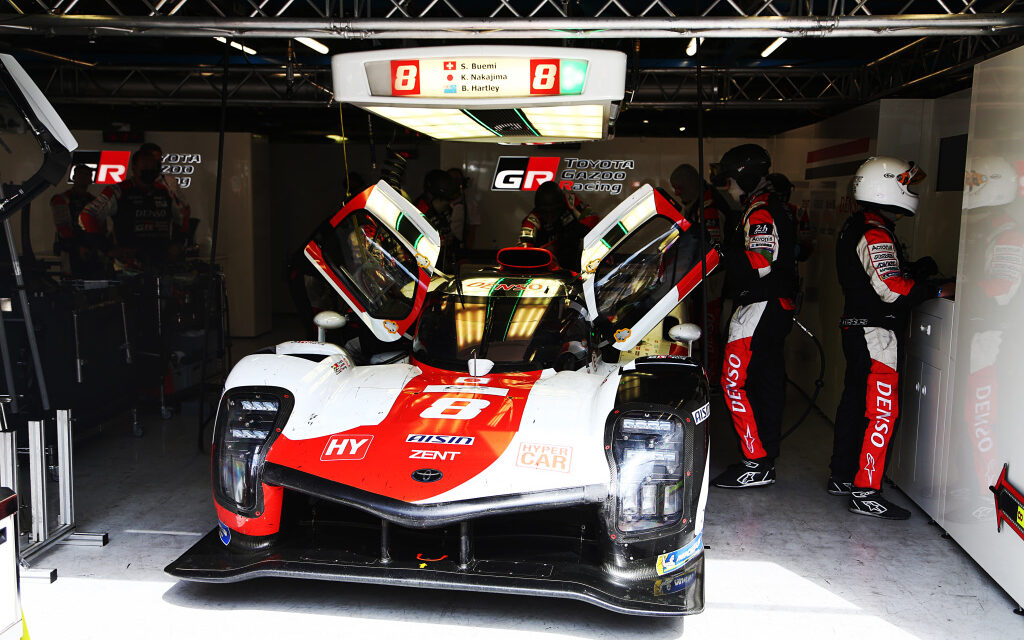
[679, 126, 686, 132]
[643, 119, 649, 124]
[325, 134, 348, 143]
[686, 37, 705, 57]
[761, 37, 787, 58]
[214, 36, 257, 56]
[366, 106, 494, 140]
[295, 37, 329, 55]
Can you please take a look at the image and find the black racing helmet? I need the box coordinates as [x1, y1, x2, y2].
[534, 181, 566, 215]
[423, 169, 458, 201]
[713, 144, 771, 194]
[766, 172, 795, 202]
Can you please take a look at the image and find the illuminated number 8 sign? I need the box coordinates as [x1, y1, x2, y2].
[390, 60, 420, 95]
[530, 59, 560, 95]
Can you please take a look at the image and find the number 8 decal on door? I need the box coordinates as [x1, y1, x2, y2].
[420, 397, 490, 420]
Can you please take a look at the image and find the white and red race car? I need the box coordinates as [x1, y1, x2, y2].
[166, 181, 720, 616]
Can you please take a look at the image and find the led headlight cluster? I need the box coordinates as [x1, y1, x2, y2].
[215, 391, 285, 515]
[612, 412, 686, 534]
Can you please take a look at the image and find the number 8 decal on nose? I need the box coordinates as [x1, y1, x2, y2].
[420, 397, 491, 420]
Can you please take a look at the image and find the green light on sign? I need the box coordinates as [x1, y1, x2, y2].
[560, 59, 588, 95]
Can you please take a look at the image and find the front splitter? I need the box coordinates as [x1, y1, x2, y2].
[166, 529, 704, 617]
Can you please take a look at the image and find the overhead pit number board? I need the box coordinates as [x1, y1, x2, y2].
[367, 57, 589, 99]
[333, 46, 627, 144]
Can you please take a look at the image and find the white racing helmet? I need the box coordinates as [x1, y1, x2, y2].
[964, 156, 1017, 210]
[851, 156, 925, 216]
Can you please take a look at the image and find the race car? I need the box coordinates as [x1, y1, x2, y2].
[166, 180, 721, 616]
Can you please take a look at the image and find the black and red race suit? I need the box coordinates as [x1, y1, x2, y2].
[519, 191, 594, 269]
[80, 177, 184, 265]
[720, 186, 799, 461]
[50, 188, 96, 276]
[958, 211, 1024, 504]
[832, 209, 935, 489]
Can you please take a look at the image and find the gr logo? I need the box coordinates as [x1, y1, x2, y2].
[69, 150, 132, 185]
[492, 156, 560, 192]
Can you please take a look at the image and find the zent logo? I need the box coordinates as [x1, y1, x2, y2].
[419, 397, 490, 420]
[321, 434, 374, 461]
[492, 156, 561, 192]
[382, 320, 399, 334]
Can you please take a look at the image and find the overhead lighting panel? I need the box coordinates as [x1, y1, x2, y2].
[332, 46, 626, 144]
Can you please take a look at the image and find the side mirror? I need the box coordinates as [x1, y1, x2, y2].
[0, 54, 78, 222]
[314, 311, 347, 343]
[668, 322, 702, 355]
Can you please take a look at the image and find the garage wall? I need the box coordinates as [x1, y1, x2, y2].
[0, 130, 271, 336]
[945, 44, 1024, 607]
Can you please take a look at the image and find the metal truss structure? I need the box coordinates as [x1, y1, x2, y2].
[4, 0, 1024, 112]
[2, 0, 1023, 38]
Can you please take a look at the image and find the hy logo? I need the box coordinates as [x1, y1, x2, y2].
[492, 156, 559, 191]
[321, 434, 374, 461]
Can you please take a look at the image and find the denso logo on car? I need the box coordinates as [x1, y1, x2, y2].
[492, 156, 560, 191]
[321, 434, 374, 461]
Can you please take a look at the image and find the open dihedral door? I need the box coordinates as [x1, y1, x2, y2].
[304, 180, 441, 342]
[581, 185, 720, 351]
[0, 53, 78, 221]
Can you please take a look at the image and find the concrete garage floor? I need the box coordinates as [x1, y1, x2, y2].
[17, 355, 1023, 639]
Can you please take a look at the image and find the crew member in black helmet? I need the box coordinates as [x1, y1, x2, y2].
[415, 169, 459, 270]
[711, 144, 799, 489]
[766, 172, 814, 261]
[519, 181, 594, 269]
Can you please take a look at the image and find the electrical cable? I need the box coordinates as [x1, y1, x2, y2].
[780, 316, 826, 440]
[339, 104, 351, 199]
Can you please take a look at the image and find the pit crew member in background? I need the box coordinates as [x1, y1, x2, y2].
[831, 156, 953, 519]
[670, 163, 734, 379]
[51, 163, 102, 277]
[448, 167, 480, 251]
[415, 169, 459, 271]
[138, 142, 193, 241]
[767, 173, 814, 262]
[79, 144, 185, 268]
[519, 181, 598, 270]
[710, 144, 799, 489]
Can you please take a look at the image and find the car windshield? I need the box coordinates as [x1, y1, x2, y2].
[412, 276, 586, 372]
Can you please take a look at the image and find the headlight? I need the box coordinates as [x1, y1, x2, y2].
[213, 389, 290, 516]
[611, 411, 685, 534]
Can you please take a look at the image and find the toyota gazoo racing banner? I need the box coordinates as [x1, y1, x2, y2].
[491, 156, 634, 195]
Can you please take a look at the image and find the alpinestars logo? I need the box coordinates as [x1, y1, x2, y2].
[492, 156, 560, 191]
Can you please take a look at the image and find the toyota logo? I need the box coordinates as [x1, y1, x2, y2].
[412, 468, 443, 483]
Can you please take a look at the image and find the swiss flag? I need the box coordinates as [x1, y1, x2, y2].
[444, 60, 456, 71]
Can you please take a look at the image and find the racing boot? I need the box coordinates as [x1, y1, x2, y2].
[848, 488, 911, 520]
[712, 458, 775, 489]
[827, 477, 854, 496]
